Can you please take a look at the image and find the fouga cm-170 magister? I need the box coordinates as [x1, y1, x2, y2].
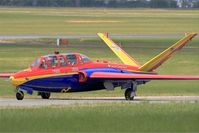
[0, 33, 199, 100]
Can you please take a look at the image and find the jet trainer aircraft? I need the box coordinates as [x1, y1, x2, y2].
[0, 33, 199, 100]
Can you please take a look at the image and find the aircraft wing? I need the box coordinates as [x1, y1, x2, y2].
[0, 73, 14, 78]
[90, 72, 199, 80]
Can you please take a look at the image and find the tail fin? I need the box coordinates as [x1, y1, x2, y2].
[139, 33, 197, 72]
[97, 33, 140, 67]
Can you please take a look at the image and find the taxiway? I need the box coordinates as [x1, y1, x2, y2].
[0, 96, 199, 107]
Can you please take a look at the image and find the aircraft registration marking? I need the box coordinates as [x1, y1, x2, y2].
[107, 64, 127, 69]
[52, 69, 60, 74]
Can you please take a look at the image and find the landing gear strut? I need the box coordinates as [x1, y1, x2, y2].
[40, 92, 51, 99]
[124, 82, 137, 100]
[16, 91, 24, 100]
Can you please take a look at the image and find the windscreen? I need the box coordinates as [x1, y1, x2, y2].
[31, 58, 41, 67]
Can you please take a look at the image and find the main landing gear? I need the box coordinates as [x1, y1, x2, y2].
[39, 92, 51, 99]
[124, 82, 137, 100]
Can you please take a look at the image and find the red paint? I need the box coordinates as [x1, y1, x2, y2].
[78, 71, 88, 83]
[90, 72, 199, 80]
[10, 53, 140, 79]
[2, 53, 198, 82]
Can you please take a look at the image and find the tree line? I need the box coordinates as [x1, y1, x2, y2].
[0, 0, 198, 8]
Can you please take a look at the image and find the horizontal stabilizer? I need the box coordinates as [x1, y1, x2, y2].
[139, 33, 197, 72]
[90, 72, 199, 80]
[97, 33, 140, 67]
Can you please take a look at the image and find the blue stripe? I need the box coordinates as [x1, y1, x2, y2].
[17, 68, 137, 94]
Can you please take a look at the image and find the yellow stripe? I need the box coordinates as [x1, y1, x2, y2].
[126, 69, 156, 74]
[139, 33, 197, 72]
[98, 33, 140, 67]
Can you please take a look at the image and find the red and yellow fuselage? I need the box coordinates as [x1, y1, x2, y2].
[10, 53, 148, 94]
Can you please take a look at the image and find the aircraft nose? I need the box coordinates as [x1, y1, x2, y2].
[10, 76, 16, 86]
[10, 76, 23, 86]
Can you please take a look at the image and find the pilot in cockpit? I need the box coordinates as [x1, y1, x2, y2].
[40, 59, 48, 68]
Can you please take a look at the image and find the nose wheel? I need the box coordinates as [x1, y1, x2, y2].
[16, 91, 24, 100]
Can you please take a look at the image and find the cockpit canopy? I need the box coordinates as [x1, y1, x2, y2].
[31, 53, 91, 69]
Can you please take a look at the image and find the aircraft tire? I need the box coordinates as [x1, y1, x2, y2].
[16, 91, 24, 100]
[41, 92, 51, 99]
[124, 88, 135, 100]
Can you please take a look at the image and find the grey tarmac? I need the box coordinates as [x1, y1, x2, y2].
[0, 34, 198, 39]
[0, 96, 199, 107]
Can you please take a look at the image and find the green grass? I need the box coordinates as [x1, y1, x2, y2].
[0, 37, 198, 97]
[0, 103, 199, 133]
[0, 7, 198, 34]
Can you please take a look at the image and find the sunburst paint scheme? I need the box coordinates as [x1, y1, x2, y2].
[0, 33, 199, 100]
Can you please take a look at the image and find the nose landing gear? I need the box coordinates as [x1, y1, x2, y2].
[16, 91, 24, 100]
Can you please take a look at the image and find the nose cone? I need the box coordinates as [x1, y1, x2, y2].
[10, 76, 16, 86]
[9, 68, 32, 86]
[10, 75, 27, 87]
[10, 76, 21, 86]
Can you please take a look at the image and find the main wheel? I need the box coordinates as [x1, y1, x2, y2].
[124, 88, 135, 100]
[41, 92, 51, 99]
[16, 91, 24, 100]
